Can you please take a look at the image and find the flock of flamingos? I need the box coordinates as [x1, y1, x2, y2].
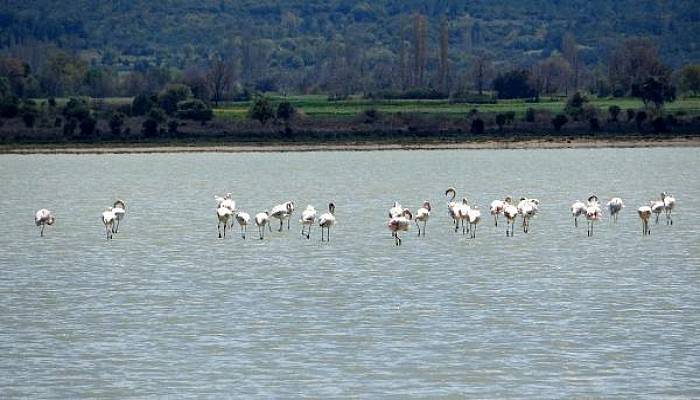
[33, 188, 677, 245]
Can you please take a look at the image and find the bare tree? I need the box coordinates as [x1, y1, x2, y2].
[412, 13, 427, 87]
[438, 17, 450, 94]
[206, 57, 234, 106]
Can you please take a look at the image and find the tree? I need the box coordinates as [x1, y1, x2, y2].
[276, 101, 296, 122]
[176, 99, 213, 122]
[532, 55, 571, 96]
[552, 114, 568, 132]
[79, 116, 97, 139]
[495, 114, 506, 130]
[248, 97, 274, 126]
[678, 65, 700, 96]
[471, 118, 484, 134]
[412, 13, 427, 87]
[608, 105, 621, 122]
[437, 17, 450, 94]
[626, 109, 636, 122]
[565, 92, 588, 121]
[639, 77, 676, 110]
[608, 38, 669, 95]
[63, 98, 90, 121]
[109, 112, 125, 136]
[132, 93, 155, 116]
[20, 100, 38, 128]
[159, 84, 192, 115]
[561, 32, 580, 93]
[635, 110, 647, 129]
[469, 53, 494, 95]
[206, 57, 234, 106]
[142, 118, 159, 137]
[493, 70, 536, 99]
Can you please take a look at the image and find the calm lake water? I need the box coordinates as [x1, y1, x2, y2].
[1, 148, 699, 398]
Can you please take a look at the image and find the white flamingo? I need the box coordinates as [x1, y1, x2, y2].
[102, 208, 116, 239]
[661, 192, 676, 225]
[215, 193, 236, 229]
[112, 199, 126, 233]
[270, 201, 294, 231]
[235, 211, 250, 239]
[445, 187, 459, 229]
[34, 209, 56, 237]
[517, 197, 539, 233]
[388, 208, 412, 246]
[216, 206, 233, 238]
[255, 211, 271, 240]
[585, 195, 603, 237]
[467, 206, 482, 239]
[606, 197, 624, 223]
[299, 205, 317, 239]
[638, 205, 652, 236]
[650, 198, 665, 225]
[414, 201, 431, 237]
[319, 203, 336, 242]
[504, 201, 519, 237]
[455, 197, 471, 235]
[389, 201, 404, 219]
[571, 200, 586, 227]
[489, 197, 508, 227]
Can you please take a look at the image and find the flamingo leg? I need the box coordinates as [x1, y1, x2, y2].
[40, 224, 44, 237]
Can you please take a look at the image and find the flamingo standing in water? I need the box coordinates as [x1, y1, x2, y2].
[517, 197, 539, 233]
[650, 198, 665, 225]
[34, 209, 56, 237]
[216, 206, 233, 238]
[388, 208, 412, 246]
[661, 192, 676, 225]
[299, 205, 317, 239]
[638, 205, 652, 236]
[571, 200, 586, 227]
[235, 211, 250, 239]
[271, 201, 294, 231]
[585, 195, 603, 237]
[112, 199, 126, 233]
[489, 197, 507, 227]
[503, 201, 519, 237]
[467, 206, 481, 239]
[319, 203, 336, 242]
[255, 211, 271, 240]
[414, 201, 431, 237]
[607, 197, 624, 223]
[101, 208, 116, 239]
[445, 188, 459, 230]
[455, 198, 471, 235]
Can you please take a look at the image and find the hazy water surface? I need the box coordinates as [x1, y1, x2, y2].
[1, 148, 699, 398]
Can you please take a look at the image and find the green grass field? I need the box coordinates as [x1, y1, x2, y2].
[213, 95, 700, 120]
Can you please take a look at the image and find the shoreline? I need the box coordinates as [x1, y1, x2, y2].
[1, 136, 699, 154]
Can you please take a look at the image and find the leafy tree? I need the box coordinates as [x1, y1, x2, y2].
[525, 107, 536, 122]
[147, 107, 167, 124]
[0, 96, 19, 118]
[589, 117, 600, 132]
[79, 116, 97, 139]
[471, 118, 484, 134]
[142, 118, 159, 137]
[176, 99, 213, 122]
[635, 110, 647, 129]
[626, 109, 636, 122]
[639, 77, 676, 109]
[63, 98, 90, 120]
[495, 114, 506, 130]
[276, 101, 296, 122]
[132, 93, 155, 116]
[678, 65, 700, 96]
[20, 100, 38, 128]
[158, 84, 192, 115]
[248, 97, 274, 126]
[64, 118, 78, 137]
[168, 120, 179, 135]
[493, 70, 536, 99]
[206, 57, 234, 106]
[564, 92, 588, 120]
[608, 38, 669, 95]
[552, 114, 568, 132]
[652, 117, 667, 133]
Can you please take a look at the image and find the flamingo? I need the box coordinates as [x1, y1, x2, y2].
[255, 211, 270, 240]
[102, 208, 116, 239]
[215, 193, 236, 229]
[504, 201, 518, 237]
[489, 197, 507, 227]
[235, 211, 250, 239]
[389, 201, 404, 219]
[270, 201, 294, 231]
[299, 205, 317, 239]
[112, 199, 126, 233]
[661, 192, 676, 225]
[571, 200, 586, 227]
[585, 195, 603, 237]
[445, 187, 459, 229]
[638, 205, 652, 236]
[517, 197, 538, 233]
[607, 197, 624, 223]
[216, 206, 233, 238]
[650, 199, 665, 225]
[467, 206, 481, 239]
[319, 203, 336, 242]
[34, 209, 56, 237]
[455, 197, 471, 235]
[414, 201, 431, 237]
[388, 208, 412, 246]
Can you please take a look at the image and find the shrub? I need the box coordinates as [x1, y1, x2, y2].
[63, 98, 90, 121]
[525, 107, 536, 122]
[589, 117, 600, 132]
[142, 118, 159, 137]
[22, 111, 36, 128]
[552, 114, 568, 132]
[147, 107, 167, 124]
[159, 84, 192, 115]
[564, 92, 588, 121]
[363, 108, 380, 124]
[504, 111, 516, 124]
[168, 120, 179, 135]
[54, 117, 63, 127]
[652, 117, 667, 133]
[109, 113, 126, 136]
[495, 114, 506, 130]
[48, 97, 57, 108]
[79, 116, 97, 139]
[608, 105, 621, 122]
[0, 96, 20, 118]
[248, 97, 274, 126]
[626, 109, 636, 122]
[132, 93, 155, 116]
[471, 118, 484, 134]
[63, 118, 78, 136]
[635, 111, 647, 129]
[276, 101, 296, 122]
[176, 99, 213, 122]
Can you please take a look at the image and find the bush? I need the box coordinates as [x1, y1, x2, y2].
[0, 96, 20, 118]
[589, 117, 600, 132]
[79, 116, 97, 139]
[496, 114, 506, 130]
[652, 117, 667, 133]
[21, 111, 36, 128]
[608, 105, 621, 122]
[552, 114, 568, 132]
[63, 118, 78, 136]
[492, 70, 536, 99]
[159, 84, 192, 115]
[132, 93, 155, 116]
[635, 111, 647, 129]
[48, 97, 57, 108]
[63, 98, 90, 121]
[525, 107, 536, 122]
[109, 113, 126, 136]
[276, 101, 296, 122]
[369, 88, 447, 100]
[147, 107, 167, 124]
[54, 117, 63, 127]
[168, 120, 179, 135]
[564, 92, 588, 121]
[471, 118, 484, 135]
[142, 118, 159, 137]
[626, 109, 636, 122]
[176, 99, 213, 122]
[248, 97, 275, 126]
[504, 111, 516, 124]
[363, 108, 380, 124]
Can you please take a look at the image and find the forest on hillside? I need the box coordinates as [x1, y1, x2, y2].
[0, 0, 699, 99]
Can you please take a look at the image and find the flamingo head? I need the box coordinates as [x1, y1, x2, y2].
[519, 197, 527, 202]
[461, 197, 469, 205]
[329, 203, 336, 214]
[403, 209, 413, 220]
[588, 195, 599, 204]
[225, 193, 232, 199]
[47, 216, 56, 225]
[504, 196, 512, 204]
[423, 201, 431, 211]
[445, 187, 456, 200]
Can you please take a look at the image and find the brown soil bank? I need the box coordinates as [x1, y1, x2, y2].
[2, 135, 699, 154]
